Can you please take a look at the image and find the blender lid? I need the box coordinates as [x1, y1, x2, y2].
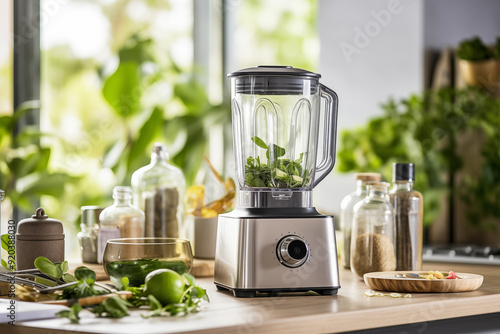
[228, 65, 321, 78]
[229, 66, 320, 95]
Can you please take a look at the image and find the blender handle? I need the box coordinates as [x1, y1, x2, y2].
[313, 84, 339, 187]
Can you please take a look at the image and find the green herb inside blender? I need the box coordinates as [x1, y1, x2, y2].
[106, 258, 188, 288]
[245, 136, 310, 188]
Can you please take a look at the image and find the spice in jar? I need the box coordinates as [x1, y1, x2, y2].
[389, 163, 423, 271]
[351, 182, 396, 279]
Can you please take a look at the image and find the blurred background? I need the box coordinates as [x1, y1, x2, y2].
[1, 0, 499, 258]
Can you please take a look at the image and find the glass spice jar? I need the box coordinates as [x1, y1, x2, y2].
[340, 173, 381, 269]
[351, 182, 396, 279]
[131, 143, 186, 238]
[389, 163, 423, 271]
[97, 186, 145, 264]
[77, 206, 103, 264]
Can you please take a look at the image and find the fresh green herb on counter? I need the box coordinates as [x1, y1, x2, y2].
[49, 262, 209, 323]
[92, 296, 132, 318]
[58, 266, 107, 300]
[245, 136, 309, 188]
[57, 304, 82, 324]
[34, 256, 77, 283]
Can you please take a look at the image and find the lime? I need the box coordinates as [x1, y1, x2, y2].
[144, 269, 186, 305]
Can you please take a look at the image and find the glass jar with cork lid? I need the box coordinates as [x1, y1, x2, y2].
[131, 143, 185, 238]
[340, 173, 381, 269]
[351, 182, 396, 279]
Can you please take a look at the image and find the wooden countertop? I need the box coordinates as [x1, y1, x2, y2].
[2, 262, 500, 334]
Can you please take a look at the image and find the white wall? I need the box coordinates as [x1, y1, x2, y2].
[424, 0, 500, 50]
[315, 0, 424, 216]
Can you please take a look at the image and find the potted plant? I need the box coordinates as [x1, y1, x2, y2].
[457, 37, 499, 91]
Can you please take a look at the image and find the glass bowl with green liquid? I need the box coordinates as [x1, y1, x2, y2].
[103, 238, 193, 289]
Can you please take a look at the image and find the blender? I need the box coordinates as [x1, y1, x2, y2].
[214, 66, 340, 297]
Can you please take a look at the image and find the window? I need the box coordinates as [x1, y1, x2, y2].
[1, 0, 319, 258]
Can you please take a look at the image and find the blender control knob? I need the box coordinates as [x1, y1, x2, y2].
[277, 235, 309, 268]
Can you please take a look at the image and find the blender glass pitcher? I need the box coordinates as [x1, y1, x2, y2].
[229, 66, 338, 205]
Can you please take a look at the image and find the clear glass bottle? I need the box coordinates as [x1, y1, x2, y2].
[97, 186, 145, 264]
[340, 173, 381, 269]
[389, 163, 423, 271]
[77, 206, 103, 264]
[351, 182, 396, 279]
[131, 143, 185, 238]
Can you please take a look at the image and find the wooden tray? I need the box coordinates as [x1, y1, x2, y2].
[364, 271, 484, 293]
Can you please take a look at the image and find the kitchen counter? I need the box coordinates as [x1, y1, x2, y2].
[2, 262, 500, 334]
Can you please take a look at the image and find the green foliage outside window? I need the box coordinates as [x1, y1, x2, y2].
[0, 0, 319, 235]
[338, 88, 500, 229]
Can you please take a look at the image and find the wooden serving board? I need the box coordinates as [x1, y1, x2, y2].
[364, 271, 484, 293]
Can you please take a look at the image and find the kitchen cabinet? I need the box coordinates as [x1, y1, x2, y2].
[1, 262, 499, 333]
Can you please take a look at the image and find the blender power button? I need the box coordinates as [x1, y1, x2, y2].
[276, 235, 310, 268]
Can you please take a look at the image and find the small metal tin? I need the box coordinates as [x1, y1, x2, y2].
[16, 207, 65, 270]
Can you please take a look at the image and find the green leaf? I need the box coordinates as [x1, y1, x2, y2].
[34, 257, 62, 279]
[15, 172, 75, 198]
[35, 276, 58, 287]
[191, 286, 206, 299]
[173, 79, 208, 114]
[127, 106, 163, 170]
[294, 153, 304, 164]
[60, 261, 69, 273]
[93, 296, 130, 318]
[102, 62, 141, 118]
[270, 144, 285, 158]
[34, 148, 51, 171]
[121, 277, 129, 290]
[250, 177, 265, 187]
[251, 136, 268, 149]
[7, 147, 51, 178]
[74, 266, 96, 282]
[57, 304, 82, 324]
[148, 294, 163, 311]
[62, 273, 77, 283]
[1, 234, 12, 252]
[182, 273, 196, 287]
[118, 36, 153, 63]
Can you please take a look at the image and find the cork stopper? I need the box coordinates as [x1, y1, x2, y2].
[367, 182, 390, 192]
[354, 173, 382, 182]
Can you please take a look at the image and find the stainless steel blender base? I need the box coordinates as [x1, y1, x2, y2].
[214, 210, 341, 297]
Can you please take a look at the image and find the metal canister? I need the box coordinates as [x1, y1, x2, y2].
[16, 207, 65, 270]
